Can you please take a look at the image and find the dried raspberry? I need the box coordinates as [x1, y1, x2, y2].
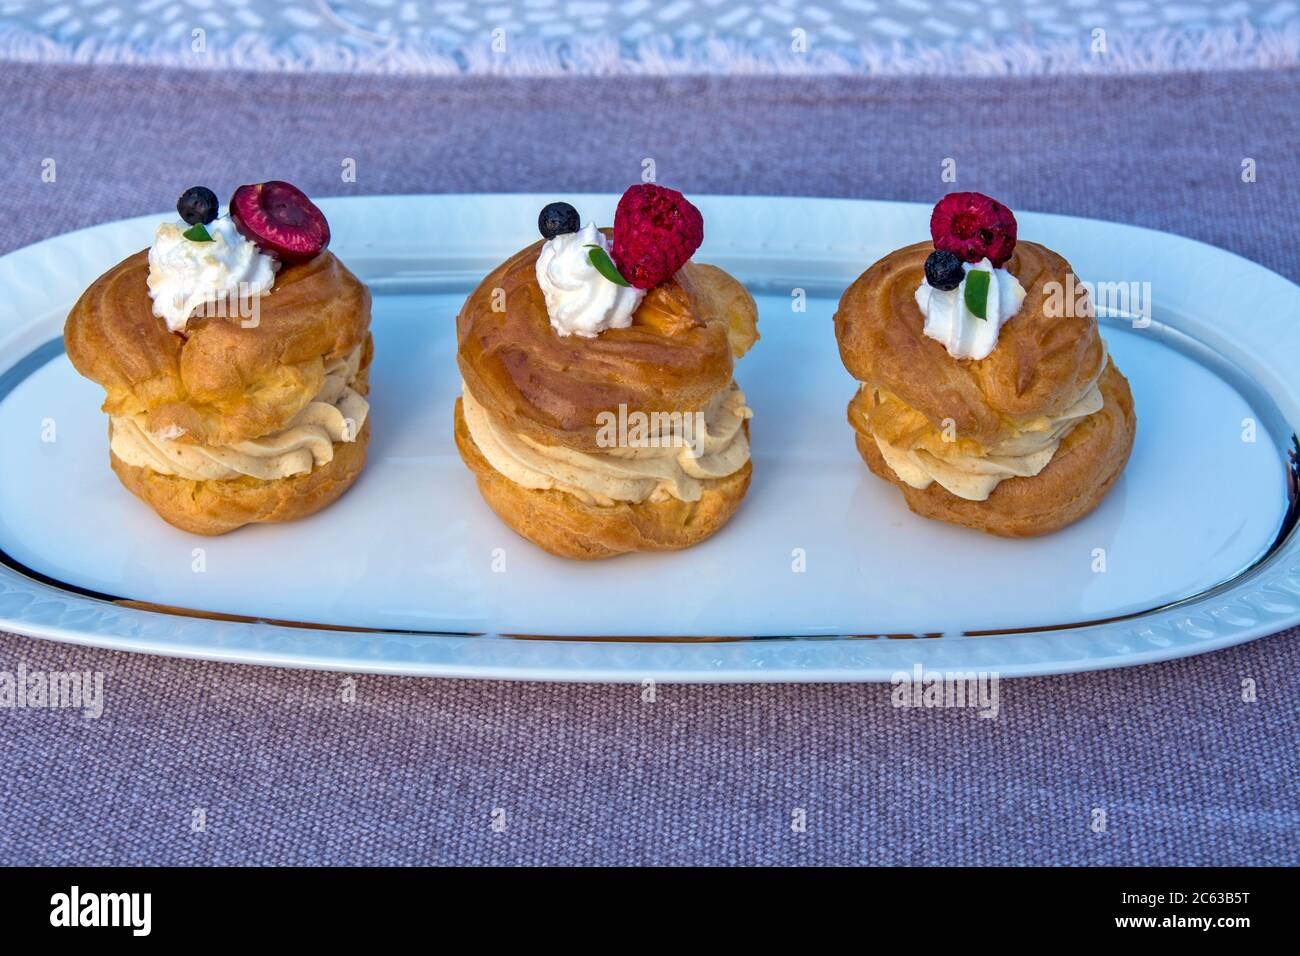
[611, 184, 704, 290]
[929, 192, 1017, 266]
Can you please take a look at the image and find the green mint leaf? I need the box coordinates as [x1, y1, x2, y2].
[584, 244, 631, 287]
[964, 269, 990, 319]
[182, 222, 213, 243]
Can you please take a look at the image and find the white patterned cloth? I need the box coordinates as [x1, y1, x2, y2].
[0, 0, 1297, 73]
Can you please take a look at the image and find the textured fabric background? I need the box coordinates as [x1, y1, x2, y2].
[5, 0, 1292, 50]
[1, 62, 1298, 865]
[2, 66, 1298, 279]
[2, 2, 1297, 74]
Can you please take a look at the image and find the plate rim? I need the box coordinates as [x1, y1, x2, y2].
[1, 192, 1297, 681]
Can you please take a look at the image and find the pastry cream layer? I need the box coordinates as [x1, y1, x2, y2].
[862, 356, 1108, 502]
[110, 346, 369, 481]
[461, 382, 752, 506]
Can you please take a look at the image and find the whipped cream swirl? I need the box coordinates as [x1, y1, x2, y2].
[536, 223, 645, 337]
[914, 258, 1026, 361]
[147, 216, 278, 333]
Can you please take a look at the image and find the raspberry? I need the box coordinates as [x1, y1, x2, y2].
[929, 192, 1017, 266]
[611, 184, 704, 290]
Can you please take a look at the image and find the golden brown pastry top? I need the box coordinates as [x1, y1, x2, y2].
[64, 249, 371, 446]
[834, 239, 1105, 448]
[457, 236, 758, 454]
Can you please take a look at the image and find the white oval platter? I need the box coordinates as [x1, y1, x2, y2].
[0, 194, 1296, 681]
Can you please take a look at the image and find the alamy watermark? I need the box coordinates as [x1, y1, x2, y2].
[0, 663, 104, 719]
[50, 886, 150, 936]
[890, 664, 1000, 718]
[1042, 274, 1151, 328]
[162, 282, 263, 329]
[596, 404, 707, 458]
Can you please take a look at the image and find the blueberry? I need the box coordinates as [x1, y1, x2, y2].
[177, 186, 219, 226]
[538, 202, 580, 239]
[924, 250, 965, 291]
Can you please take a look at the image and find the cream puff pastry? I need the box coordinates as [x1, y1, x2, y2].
[455, 187, 759, 559]
[64, 181, 373, 535]
[834, 193, 1135, 536]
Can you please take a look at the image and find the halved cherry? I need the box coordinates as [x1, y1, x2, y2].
[229, 181, 330, 263]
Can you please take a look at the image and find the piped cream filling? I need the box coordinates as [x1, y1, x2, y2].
[461, 382, 752, 506]
[866, 355, 1108, 502]
[110, 346, 369, 482]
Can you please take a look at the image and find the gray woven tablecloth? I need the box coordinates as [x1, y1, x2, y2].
[1, 63, 1297, 866]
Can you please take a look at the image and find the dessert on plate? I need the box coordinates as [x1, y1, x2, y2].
[834, 192, 1136, 536]
[454, 185, 759, 559]
[64, 181, 373, 535]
